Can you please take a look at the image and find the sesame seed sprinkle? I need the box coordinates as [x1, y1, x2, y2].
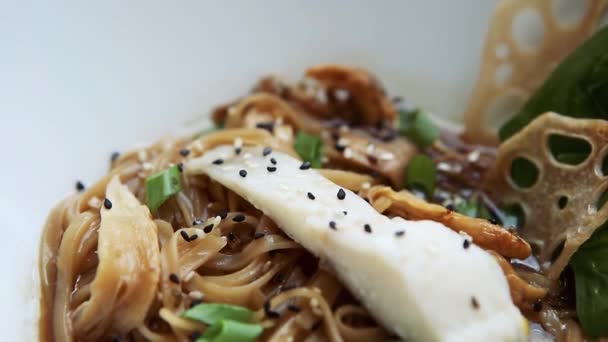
[307, 192, 315, 200]
[337, 188, 346, 200]
[189, 234, 198, 241]
[192, 219, 203, 226]
[329, 221, 337, 230]
[533, 299, 543, 312]
[212, 159, 223, 165]
[110, 151, 120, 162]
[488, 217, 498, 225]
[180, 230, 190, 241]
[335, 142, 346, 152]
[463, 239, 471, 249]
[364, 224, 372, 233]
[263, 147, 272, 156]
[203, 224, 214, 233]
[264, 301, 280, 318]
[179, 148, 190, 157]
[471, 296, 480, 309]
[169, 273, 180, 284]
[233, 214, 246, 223]
[300, 161, 311, 170]
[343, 148, 353, 159]
[395, 230, 405, 237]
[267, 166, 277, 172]
[239, 169, 247, 177]
[219, 210, 228, 219]
[177, 162, 184, 173]
[103, 198, 112, 210]
[75, 181, 85, 192]
[343, 211, 347, 216]
[270, 157, 277, 165]
[254, 232, 265, 239]
[235, 147, 242, 155]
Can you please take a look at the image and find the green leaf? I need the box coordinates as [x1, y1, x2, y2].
[570, 223, 608, 337]
[144, 165, 182, 212]
[499, 27, 608, 140]
[183, 303, 254, 325]
[294, 132, 323, 168]
[455, 200, 492, 220]
[397, 109, 440, 147]
[197, 320, 263, 342]
[405, 155, 436, 197]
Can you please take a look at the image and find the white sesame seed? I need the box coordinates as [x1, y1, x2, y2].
[467, 150, 481, 162]
[262, 261, 272, 273]
[378, 152, 395, 161]
[334, 89, 350, 101]
[361, 182, 371, 189]
[188, 291, 204, 299]
[227, 106, 237, 116]
[137, 150, 148, 162]
[142, 162, 153, 171]
[243, 152, 252, 159]
[315, 89, 328, 104]
[344, 148, 353, 159]
[459, 231, 473, 242]
[366, 143, 376, 155]
[88, 196, 102, 209]
[234, 137, 243, 149]
[337, 138, 350, 146]
[321, 156, 329, 163]
[339, 125, 350, 133]
[437, 162, 453, 172]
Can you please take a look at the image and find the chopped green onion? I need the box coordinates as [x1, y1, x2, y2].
[455, 200, 492, 220]
[197, 320, 263, 342]
[405, 154, 436, 197]
[183, 303, 254, 325]
[397, 109, 440, 147]
[145, 165, 182, 212]
[294, 132, 323, 168]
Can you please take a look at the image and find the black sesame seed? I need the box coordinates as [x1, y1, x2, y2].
[331, 131, 340, 141]
[203, 224, 214, 233]
[189, 332, 202, 341]
[177, 162, 184, 173]
[256, 122, 275, 132]
[270, 157, 277, 165]
[179, 148, 190, 157]
[180, 230, 190, 242]
[287, 304, 301, 312]
[364, 224, 372, 233]
[487, 217, 498, 225]
[446, 204, 455, 212]
[267, 166, 277, 172]
[337, 188, 346, 200]
[307, 192, 315, 200]
[264, 301, 280, 319]
[219, 210, 228, 219]
[329, 221, 337, 230]
[533, 299, 543, 312]
[300, 161, 311, 170]
[228, 232, 236, 241]
[463, 239, 471, 249]
[192, 219, 203, 226]
[311, 320, 322, 331]
[239, 169, 247, 178]
[103, 198, 112, 209]
[212, 159, 224, 165]
[335, 142, 346, 152]
[189, 234, 198, 241]
[190, 299, 202, 308]
[367, 155, 378, 164]
[263, 147, 272, 156]
[75, 181, 85, 192]
[395, 230, 405, 237]
[110, 151, 120, 162]
[254, 232, 265, 239]
[169, 273, 180, 284]
[235, 147, 242, 155]
[370, 170, 380, 178]
[471, 296, 480, 309]
[233, 214, 246, 223]
[343, 211, 347, 216]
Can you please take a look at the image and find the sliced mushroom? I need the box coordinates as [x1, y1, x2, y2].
[361, 185, 532, 259]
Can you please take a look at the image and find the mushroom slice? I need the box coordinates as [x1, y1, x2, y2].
[71, 177, 161, 339]
[484, 112, 608, 279]
[361, 185, 531, 260]
[305, 64, 397, 126]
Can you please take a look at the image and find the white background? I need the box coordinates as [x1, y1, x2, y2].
[0, 1, 496, 340]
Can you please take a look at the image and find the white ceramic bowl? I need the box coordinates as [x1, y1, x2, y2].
[0, 1, 498, 339]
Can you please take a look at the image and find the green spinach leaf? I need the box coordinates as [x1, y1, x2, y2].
[499, 27, 608, 141]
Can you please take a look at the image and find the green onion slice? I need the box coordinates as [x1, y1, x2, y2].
[294, 132, 323, 168]
[198, 320, 263, 342]
[398, 109, 440, 147]
[183, 303, 254, 325]
[405, 154, 436, 197]
[145, 165, 182, 212]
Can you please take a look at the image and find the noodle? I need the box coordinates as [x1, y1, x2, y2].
[38, 65, 556, 341]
